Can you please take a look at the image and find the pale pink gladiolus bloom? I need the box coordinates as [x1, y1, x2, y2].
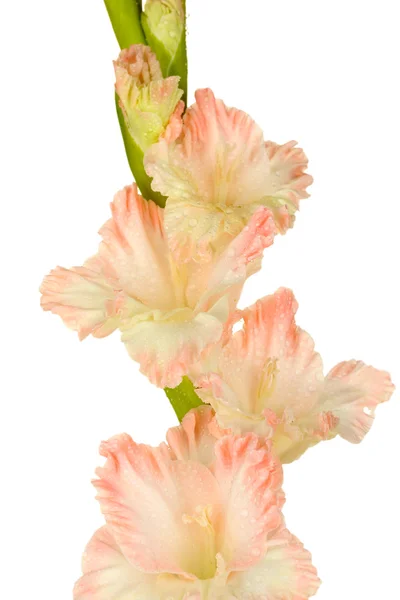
[73, 407, 320, 599]
[193, 288, 395, 463]
[145, 88, 312, 262]
[40, 185, 276, 388]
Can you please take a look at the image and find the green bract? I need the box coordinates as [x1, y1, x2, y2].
[143, 0, 184, 56]
[142, 0, 188, 101]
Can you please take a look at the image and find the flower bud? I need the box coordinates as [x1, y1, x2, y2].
[114, 44, 183, 151]
[142, 0, 184, 57]
[141, 0, 187, 100]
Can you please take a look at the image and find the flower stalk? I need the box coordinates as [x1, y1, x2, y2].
[39, 3, 395, 595]
[104, 0, 146, 47]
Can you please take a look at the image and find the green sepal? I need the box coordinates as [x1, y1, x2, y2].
[116, 96, 167, 207]
[164, 377, 204, 422]
[104, 0, 146, 48]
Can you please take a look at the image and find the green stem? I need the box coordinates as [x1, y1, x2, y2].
[104, 0, 146, 48]
[164, 377, 204, 422]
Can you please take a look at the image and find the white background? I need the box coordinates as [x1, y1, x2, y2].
[1, 1, 399, 598]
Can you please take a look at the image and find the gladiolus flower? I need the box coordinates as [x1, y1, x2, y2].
[40, 185, 276, 388]
[73, 407, 320, 599]
[193, 288, 395, 463]
[145, 88, 312, 262]
[114, 44, 184, 152]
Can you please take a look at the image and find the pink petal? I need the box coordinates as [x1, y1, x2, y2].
[264, 140, 313, 233]
[40, 263, 118, 341]
[115, 45, 162, 87]
[73, 526, 157, 600]
[227, 527, 320, 599]
[240, 289, 323, 396]
[167, 406, 223, 468]
[213, 434, 284, 572]
[94, 433, 221, 577]
[322, 360, 395, 442]
[98, 184, 176, 311]
[120, 304, 226, 388]
[162, 99, 185, 143]
[195, 207, 276, 315]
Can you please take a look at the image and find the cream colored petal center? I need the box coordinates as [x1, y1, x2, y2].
[254, 357, 279, 414]
[182, 505, 218, 580]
